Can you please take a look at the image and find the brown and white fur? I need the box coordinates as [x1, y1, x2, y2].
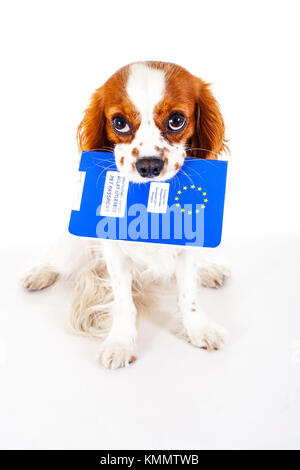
[23, 61, 230, 369]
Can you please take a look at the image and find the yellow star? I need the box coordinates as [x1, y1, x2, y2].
[188, 211, 192, 215]
[183, 186, 187, 190]
[191, 185, 195, 189]
[196, 209, 200, 213]
[198, 187, 202, 191]
[181, 208, 185, 212]
[177, 190, 181, 194]
[175, 197, 179, 200]
[201, 204, 205, 209]
[203, 192, 207, 196]
[176, 203, 180, 207]
[204, 198, 208, 202]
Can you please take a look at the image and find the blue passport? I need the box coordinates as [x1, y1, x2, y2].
[69, 151, 228, 247]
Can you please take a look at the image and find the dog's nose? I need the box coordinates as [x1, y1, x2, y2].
[135, 157, 164, 178]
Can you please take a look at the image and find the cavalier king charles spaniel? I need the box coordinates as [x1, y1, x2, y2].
[24, 61, 230, 369]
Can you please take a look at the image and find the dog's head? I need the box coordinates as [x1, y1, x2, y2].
[77, 61, 226, 182]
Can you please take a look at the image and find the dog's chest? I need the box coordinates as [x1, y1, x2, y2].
[117, 242, 182, 279]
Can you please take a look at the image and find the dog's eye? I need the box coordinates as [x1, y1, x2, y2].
[167, 113, 186, 132]
[111, 115, 131, 135]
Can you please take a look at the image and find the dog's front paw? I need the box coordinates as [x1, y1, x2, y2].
[185, 321, 228, 351]
[98, 339, 137, 370]
[199, 263, 231, 288]
[23, 266, 59, 291]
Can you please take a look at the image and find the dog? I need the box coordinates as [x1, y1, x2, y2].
[23, 61, 230, 369]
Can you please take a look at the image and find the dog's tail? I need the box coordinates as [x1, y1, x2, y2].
[67, 247, 147, 338]
[68, 264, 114, 338]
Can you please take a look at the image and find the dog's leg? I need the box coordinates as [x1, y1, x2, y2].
[98, 243, 137, 369]
[199, 263, 231, 288]
[175, 250, 228, 351]
[22, 235, 91, 292]
[23, 265, 59, 291]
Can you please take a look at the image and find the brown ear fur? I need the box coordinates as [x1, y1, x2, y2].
[190, 79, 226, 159]
[77, 86, 108, 151]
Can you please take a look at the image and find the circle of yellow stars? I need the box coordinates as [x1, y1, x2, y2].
[174, 185, 208, 214]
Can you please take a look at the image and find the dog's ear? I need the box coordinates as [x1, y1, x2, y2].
[190, 79, 226, 159]
[77, 86, 108, 151]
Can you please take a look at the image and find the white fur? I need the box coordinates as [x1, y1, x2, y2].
[23, 235, 230, 368]
[175, 251, 229, 349]
[97, 241, 137, 369]
[23, 63, 230, 369]
[127, 63, 165, 118]
[114, 63, 185, 182]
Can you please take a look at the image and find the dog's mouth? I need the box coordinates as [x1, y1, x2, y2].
[114, 145, 186, 184]
[118, 159, 182, 183]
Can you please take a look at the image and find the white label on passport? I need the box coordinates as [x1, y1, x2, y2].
[147, 182, 170, 214]
[72, 170, 86, 211]
[100, 171, 129, 218]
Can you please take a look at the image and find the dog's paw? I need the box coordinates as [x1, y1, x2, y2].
[185, 321, 228, 351]
[199, 263, 231, 288]
[23, 266, 59, 291]
[98, 339, 137, 370]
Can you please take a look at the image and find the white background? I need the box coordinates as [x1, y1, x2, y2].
[0, 0, 299, 450]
